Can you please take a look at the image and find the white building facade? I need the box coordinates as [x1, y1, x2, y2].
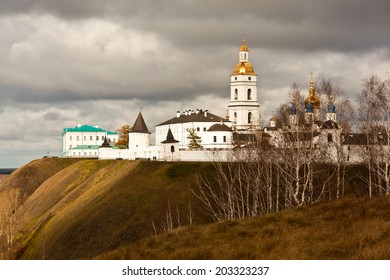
[155, 109, 233, 150]
[62, 124, 118, 158]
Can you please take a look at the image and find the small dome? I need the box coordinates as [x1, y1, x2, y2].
[208, 123, 233, 132]
[291, 104, 297, 115]
[231, 62, 256, 76]
[305, 102, 313, 113]
[328, 104, 336, 113]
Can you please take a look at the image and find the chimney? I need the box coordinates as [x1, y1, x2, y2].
[204, 110, 208, 117]
[196, 109, 199, 114]
[189, 110, 192, 116]
[176, 111, 180, 118]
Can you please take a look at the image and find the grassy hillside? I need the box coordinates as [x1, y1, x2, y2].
[0, 158, 82, 196]
[8, 159, 213, 259]
[2, 158, 390, 260]
[98, 197, 390, 260]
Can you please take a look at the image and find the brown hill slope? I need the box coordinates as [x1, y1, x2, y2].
[12, 159, 212, 259]
[98, 197, 390, 260]
[0, 158, 82, 197]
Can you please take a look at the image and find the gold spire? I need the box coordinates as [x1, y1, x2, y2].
[240, 38, 249, 52]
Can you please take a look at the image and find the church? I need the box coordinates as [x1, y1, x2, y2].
[62, 39, 262, 161]
[62, 39, 369, 163]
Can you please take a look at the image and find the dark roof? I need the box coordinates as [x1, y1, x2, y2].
[161, 128, 180, 144]
[99, 136, 112, 148]
[322, 120, 339, 130]
[131, 112, 151, 134]
[157, 110, 229, 126]
[208, 123, 232, 132]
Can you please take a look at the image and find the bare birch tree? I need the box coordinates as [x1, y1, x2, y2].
[0, 188, 23, 259]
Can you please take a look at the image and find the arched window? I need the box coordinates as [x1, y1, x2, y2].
[234, 89, 238, 100]
[234, 112, 237, 124]
[247, 89, 252, 100]
[248, 112, 252, 124]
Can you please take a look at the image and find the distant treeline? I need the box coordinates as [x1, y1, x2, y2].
[0, 168, 17, 175]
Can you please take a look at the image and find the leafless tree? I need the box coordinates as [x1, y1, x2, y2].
[358, 75, 390, 197]
[0, 188, 23, 260]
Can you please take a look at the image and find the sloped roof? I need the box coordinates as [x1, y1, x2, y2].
[99, 136, 112, 148]
[63, 124, 117, 135]
[131, 112, 151, 134]
[70, 145, 100, 150]
[157, 110, 229, 126]
[161, 128, 179, 144]
[208, 123, 232, 132]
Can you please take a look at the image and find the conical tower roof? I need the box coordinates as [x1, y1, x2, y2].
[130, 112, 151, 134]
[161, 128, 179, 144]
[99, 136, 112, 148]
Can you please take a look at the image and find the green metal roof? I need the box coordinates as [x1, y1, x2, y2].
[70, 145, 119, 150]
[63, 124, 117, 135]
[70, 145, 101, 150]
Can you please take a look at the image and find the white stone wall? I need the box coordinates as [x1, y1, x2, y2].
[156, 121, 229, 149]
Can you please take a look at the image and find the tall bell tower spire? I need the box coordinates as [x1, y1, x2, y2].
[228, 39, 260, 132]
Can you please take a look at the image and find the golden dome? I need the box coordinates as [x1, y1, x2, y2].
[304, 80, 321, 109]
[240, 39, 249, 52]
[231, 61, 256, 76]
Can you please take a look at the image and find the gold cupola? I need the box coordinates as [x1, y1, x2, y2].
[231, 39, 256, 76]
[304, 79, 321, 109]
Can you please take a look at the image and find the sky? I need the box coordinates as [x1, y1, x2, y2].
[0, 0, 389, 168]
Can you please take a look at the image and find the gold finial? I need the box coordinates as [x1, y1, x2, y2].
[240, 35, 249, 51]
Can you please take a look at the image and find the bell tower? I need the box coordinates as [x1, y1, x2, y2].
[228, 39, 260, 132]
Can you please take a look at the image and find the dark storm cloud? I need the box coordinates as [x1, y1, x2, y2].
[42, 111, 60, 121]
[1, 0, 389, 52]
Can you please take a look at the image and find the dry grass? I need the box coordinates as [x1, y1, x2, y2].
[13, 159, 212, 259]
[99, 197, 390, 260]
[6, 158, 390, 260]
